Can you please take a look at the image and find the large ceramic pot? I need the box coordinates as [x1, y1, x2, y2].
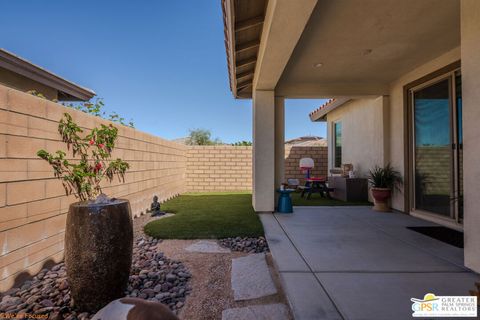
[65, 199, 133, 311]
[371, 187, 391, 212]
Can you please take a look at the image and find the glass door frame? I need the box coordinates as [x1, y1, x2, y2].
[407, 68, 463, 229]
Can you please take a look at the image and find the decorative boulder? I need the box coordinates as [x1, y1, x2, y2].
[91, 298, 179, 320]
[66, 199, 133, 311]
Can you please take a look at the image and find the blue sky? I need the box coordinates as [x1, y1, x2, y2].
[0, 1, 327, 143]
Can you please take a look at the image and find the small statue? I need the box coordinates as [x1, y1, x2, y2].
[150, 195, 165, 217]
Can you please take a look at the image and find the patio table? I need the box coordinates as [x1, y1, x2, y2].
[301, 177, 333, 199]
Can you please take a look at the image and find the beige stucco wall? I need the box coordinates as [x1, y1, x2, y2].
[323, 48, 460, 208]
[0, 85, 187, 291]
[0, 68, 58, 101]
[387, 46, 460, 211]
[461, 0, 480, 272]
[326, 97, 388, 178]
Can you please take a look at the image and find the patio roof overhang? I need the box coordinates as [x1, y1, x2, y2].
[223, 0, 460, 101]
[274, 0, 460, 98]
[0, 48, 96, 101]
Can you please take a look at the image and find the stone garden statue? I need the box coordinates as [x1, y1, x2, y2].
[150, 195, 165, 217]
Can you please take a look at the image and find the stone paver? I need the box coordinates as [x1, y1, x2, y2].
[222, 303, 289, 320]
[231, 253, 277, 301]
[185, 240, 231, 253]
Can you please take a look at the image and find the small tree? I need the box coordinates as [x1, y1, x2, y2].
[232, 140, 252, 146]
[186, 128, 222, 145]
[37, 113, 129, 201]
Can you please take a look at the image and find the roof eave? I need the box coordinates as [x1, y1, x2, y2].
[0, 48, 96, 101]
[309, 98, 351, 122]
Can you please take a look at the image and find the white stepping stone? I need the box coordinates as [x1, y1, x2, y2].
[222, 303, 289, 320]
[185, 240, 231, 253]
[231, 253, 277, 301]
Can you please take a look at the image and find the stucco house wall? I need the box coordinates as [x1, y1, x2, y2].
[0, 68, 58, 101]
[326, 97, 388, 177]
[323, 48, 460, 210]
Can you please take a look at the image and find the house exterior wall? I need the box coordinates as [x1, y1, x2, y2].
[324, 48, 460, 209]
[460, 0, 480, 271]
[326, 97, 388, 177]
[0, 68, 58, 101]
[0, 85, 187, 291]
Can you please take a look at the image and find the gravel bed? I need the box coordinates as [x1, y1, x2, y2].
[219, 236, 269, 253]
[0, 236, 191, 319]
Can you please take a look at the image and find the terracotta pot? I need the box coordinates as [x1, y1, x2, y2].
[371, 187, 391, 212]
[65, 199, 133, 311]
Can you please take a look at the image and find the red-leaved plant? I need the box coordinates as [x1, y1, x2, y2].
[37, 113, 129, 201]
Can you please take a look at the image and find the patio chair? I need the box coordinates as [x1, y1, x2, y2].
[287, 178, 310, 196]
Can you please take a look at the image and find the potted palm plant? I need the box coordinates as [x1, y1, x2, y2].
[368, 164, 402, 212]
[37, 113, 131, 311]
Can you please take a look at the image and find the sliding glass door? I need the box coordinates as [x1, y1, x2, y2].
[410, 70, 462, 224]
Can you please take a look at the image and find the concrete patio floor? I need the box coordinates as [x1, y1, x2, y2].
[260, 206, 479, 320]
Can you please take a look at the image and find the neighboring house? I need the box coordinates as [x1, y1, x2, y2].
[285, 135, 327, 147]
[222, 0, 480, 272]
[0, 48, 95, 101]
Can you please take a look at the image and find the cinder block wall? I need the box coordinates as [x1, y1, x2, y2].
[0, 83, 329, 292]
[186, 146, 252, 192]
[185, 145, 328, 192]
[0, 85, 187, 291]
[284, 146, 328, 185]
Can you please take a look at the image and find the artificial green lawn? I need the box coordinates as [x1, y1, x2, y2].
[290, 191, 371, 206]
[144, 192, 264, 239]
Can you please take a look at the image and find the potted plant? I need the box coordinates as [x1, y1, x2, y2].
[368, 163, 402, 212]
[37, 113, 131, 311]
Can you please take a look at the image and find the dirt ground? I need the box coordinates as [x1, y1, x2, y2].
[133, 213, 292, 320]
[159, 240, 293, 320]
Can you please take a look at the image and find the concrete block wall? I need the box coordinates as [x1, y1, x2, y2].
[285, 146, 328, 185]
[186, 146, 252, 192]
[0, 83, 328, 291]
[0, 85, 187, 291]
[185, 145, 328, 192]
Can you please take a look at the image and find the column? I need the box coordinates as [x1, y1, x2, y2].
[252, 90, 275, 212]
[274, 96, 285, 206]
[461, 0, 480, 272]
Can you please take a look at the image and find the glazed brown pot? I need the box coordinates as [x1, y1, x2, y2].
[371, 187, 391, 212]
[65, 199, 133, 312]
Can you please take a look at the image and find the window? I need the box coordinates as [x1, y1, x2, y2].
[333, 122, 342, 168]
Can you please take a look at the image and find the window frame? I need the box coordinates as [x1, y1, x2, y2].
[333, 121, 342, 168]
